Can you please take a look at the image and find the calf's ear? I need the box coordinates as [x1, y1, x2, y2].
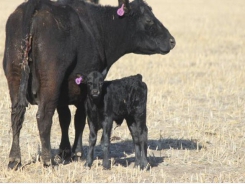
[101, 68, 108, 80]
[118, 0, 130, 14]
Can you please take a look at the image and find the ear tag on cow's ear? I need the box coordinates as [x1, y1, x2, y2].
[117, 4, 125, 17]
[75, 76, 83, 85]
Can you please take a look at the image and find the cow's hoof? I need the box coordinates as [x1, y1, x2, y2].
[54, 149, 72, 164]
[54, 154, 63, 164]
[72, 155, 82, 162]
[8, 161, 21, 170]
[60, 149, 72, 159]
[72, 151, 83, 162]
[54, 154, 71, 165]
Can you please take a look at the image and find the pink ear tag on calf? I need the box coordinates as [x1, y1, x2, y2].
[117, 4, 125, 16]
[75, 76, 83, 85]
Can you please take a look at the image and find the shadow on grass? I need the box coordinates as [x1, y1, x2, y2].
[110, 138, 202, 167]
[52, 138, 201, 168]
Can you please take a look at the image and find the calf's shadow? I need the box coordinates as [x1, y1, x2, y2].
[52, 138, 202, 168]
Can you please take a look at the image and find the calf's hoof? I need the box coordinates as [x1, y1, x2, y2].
[103, 160, 111, 170]
[134, 162, 141, 169]
[134, 161, 150, 170]
[141, 162, 150, 170]
[43, 160, 52, 167]
[8, 160, 21, 170]
[84, 161, 92, 168]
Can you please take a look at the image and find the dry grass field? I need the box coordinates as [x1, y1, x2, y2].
[0, 0, 245, 182]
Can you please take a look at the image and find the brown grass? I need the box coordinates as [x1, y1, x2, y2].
[0, 0, 245, 182]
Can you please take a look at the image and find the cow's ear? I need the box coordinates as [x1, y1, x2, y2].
[118, 0, 130, 14]
[75, 74, 86, 85]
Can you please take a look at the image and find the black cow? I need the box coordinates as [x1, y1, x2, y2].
[87, 0, 99, 4]
[59, 0, 99, 4]
[79, 71, 148, 169]
[3, 0, 175, 169]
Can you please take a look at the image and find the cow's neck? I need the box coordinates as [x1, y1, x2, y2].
[88, 5, 134, 68]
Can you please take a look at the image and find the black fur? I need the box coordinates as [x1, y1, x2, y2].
[82, 71, 148, 170]
[3, 0, 175, 168]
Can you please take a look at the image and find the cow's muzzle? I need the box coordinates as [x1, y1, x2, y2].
[169, 37, 176, 49]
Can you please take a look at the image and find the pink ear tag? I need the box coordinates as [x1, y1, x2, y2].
[75, 76, 83, 85]
[117, 4, 125, 16]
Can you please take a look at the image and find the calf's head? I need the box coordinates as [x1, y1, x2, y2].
[118, 0, 176, 55]
[76, 71, 104, 99]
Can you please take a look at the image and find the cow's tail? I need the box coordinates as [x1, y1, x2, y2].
[18, 0, 45, 107]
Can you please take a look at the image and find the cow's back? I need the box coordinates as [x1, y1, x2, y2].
[30, 2, 100, 105]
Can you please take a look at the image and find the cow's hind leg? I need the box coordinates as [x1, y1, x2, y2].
[5, 25, 26, 171]
[36, 75, 63, 166]
[8, 103, 26, 170]
[72, 104, 86, 160]
[36, 101, 56, 166]
[7, 65, 29, 169]
[6, 61, 26, 170]
[55, 105, 72, 164]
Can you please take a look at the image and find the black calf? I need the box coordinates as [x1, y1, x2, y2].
[77, 71, 148, 169]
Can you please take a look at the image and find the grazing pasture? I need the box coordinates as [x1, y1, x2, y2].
[0, 0, 245, 182]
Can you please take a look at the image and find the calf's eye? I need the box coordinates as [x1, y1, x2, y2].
[146, 19, 154, 25]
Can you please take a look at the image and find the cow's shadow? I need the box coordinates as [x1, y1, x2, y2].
[52, 138, 202, 168]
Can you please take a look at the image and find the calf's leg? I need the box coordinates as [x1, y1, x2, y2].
[85, 119, 98, 167]
[126, 113, 149, 170]
[101, 117, 113, 169]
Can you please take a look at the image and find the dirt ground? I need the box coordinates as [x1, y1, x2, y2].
[0, 0, 245, 182]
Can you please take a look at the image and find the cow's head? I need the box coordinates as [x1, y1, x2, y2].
[76, 71, 104, 99]
[118, 0, 175, 55]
